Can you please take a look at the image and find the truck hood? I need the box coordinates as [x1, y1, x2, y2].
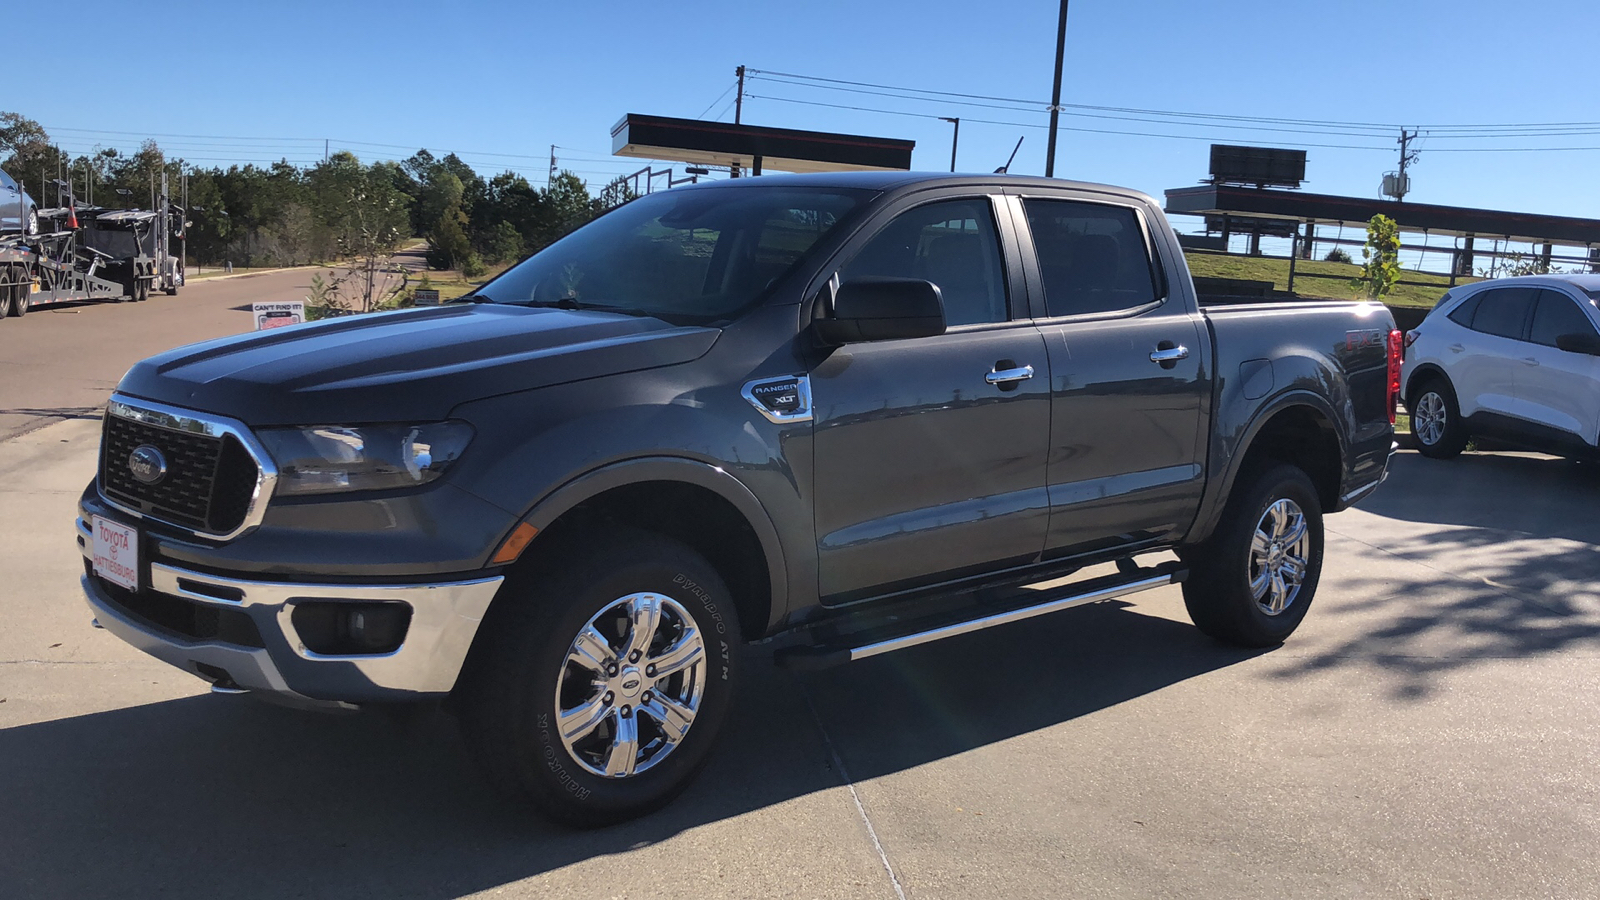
[116, 304, 721, 426]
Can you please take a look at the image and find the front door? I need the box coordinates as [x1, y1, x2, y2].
[1516, 288, 1600, 446]
[810, 195, 1051, 601]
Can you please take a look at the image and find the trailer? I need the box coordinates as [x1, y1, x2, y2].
[0, 176, 186, 318]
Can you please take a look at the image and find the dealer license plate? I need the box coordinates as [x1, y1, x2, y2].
[92, 516, 140, 592]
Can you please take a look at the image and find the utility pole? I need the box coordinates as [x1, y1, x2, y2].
[1044, 0, 1070, 178]
[940, 117, 960, 171]
[549, 145, 557, 188]
[735, 65, 746, 125]
[324, 139, 329, 163]
[1396, 128, 1419, 202]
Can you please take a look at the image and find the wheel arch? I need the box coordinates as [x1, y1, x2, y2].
[1404, 363, 1450, 407]
[496, 457, 787, 642]
[1188, 391, 1345, 545]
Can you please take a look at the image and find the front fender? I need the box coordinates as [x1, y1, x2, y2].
[514, 456, 791, 635]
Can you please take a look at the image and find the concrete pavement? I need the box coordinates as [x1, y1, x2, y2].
[0, 266, 321, 442]
[1, 283, 1598, 897]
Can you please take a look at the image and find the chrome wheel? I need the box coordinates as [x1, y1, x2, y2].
[1414, 390, 1447, 446]
[555, 591, 707, 779]
[1249, 498, 1310, 616]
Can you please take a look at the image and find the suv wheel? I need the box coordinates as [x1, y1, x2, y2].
[457, 529, 740, 826]
[1410, 378, 1468, 459]
[1180, 463, 1324, 647]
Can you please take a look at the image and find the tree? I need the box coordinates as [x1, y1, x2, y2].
[1353, 214, 1401, 300]
[484, 220, 525, 264]
[427, 202, 472, 270]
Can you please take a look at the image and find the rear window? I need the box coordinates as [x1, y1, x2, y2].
[1468, 287, 1537, 339]
[1022, 199, 1160, 317]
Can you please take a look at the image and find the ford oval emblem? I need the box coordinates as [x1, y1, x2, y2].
[127, 445, 168, 485]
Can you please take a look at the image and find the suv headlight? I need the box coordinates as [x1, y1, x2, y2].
[259, 421, 474, 496]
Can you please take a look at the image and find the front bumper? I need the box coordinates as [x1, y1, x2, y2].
[77, 518, 503, 705]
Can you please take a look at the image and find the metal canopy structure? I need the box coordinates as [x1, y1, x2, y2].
[611, 113, 914, 175]
[1165, 184, 1600, 247]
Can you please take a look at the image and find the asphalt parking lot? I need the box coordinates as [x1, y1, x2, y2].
[2, 282, 1598, 898]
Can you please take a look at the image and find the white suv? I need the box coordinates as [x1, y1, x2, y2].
[1402, 274, 1600, 459]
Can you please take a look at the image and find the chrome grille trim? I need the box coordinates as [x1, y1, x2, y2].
[99, 393, 278, 542]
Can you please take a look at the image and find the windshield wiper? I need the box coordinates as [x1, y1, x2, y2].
[511, 297, 660, 319]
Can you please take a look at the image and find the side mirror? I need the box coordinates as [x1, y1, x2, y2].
[813, 277, 946, 345]
[1555, 332, 1600, 356]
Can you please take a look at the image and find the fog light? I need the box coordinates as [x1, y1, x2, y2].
[291, 601, 412, 655]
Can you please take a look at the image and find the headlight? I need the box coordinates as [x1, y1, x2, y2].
[259, 421, 474, 496]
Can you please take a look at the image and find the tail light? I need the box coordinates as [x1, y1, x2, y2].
[1386, 328, 1404, 425]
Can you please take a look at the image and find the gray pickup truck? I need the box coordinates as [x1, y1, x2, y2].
[76, 173, 1396, 825]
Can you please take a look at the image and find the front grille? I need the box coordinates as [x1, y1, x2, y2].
[87, 561, 265, 648]
[100, 412, 260, 535]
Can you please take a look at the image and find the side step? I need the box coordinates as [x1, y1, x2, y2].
[774, 562, 1186, 671]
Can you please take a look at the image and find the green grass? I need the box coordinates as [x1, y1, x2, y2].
[403, 262, 513, 304]
[1184, 252, 1481, 309]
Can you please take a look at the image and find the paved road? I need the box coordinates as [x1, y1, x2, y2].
[0, 267, 319, 441]
[2, 289, 1597, 898]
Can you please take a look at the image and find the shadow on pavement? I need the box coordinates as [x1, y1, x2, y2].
[1278, 450, 1600, 698]
[0, 601, 1248, 898]
[0, 406, 103, 421]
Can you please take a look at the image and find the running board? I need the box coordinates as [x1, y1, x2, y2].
[775, 562, 1186, 671]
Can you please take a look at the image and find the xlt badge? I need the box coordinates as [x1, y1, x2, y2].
[742, 375, 813, 424]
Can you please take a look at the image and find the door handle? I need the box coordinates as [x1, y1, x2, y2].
[1149, 346, 1190, 364]
[1522, 357, 1540, 367]
[1448, 344, 1465, 353]
[985, 364, 1034, 385]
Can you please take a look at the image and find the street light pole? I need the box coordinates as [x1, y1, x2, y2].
[940, 117, 960, 172]
[1044, 0, 1070, 178]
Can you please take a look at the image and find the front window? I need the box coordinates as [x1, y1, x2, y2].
[473, 187, 869, 325]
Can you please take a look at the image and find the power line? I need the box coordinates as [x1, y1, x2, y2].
[747, 67, 1600, 135]
[696, 82, 737, 120]
[746, 94, 1398, 151]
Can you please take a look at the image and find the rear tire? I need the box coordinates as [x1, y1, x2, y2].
[9, 271, 28, 317]
[1409, 377, 1468, 459]
[0, 267, 14, 318]
[456, 529, 741, 827]
[1180, 463, 1324, 648]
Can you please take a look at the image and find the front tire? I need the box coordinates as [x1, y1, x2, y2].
[457, 529, 741, 827]
[1181, 463, 1324, 647]
[1410, 378, 1468, 459]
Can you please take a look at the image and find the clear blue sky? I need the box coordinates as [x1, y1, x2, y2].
[11, 0, 1600, 232]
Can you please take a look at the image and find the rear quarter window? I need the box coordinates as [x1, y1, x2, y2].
[1445, 293, 1480, 327]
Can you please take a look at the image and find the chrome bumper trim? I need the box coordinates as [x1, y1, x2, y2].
[78, 518, 504, 699]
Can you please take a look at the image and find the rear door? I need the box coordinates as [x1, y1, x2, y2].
[1517, 288, 1600, 446]
[1449, 286, 1537, 419]
[1007, 191, 1208, 557]
[809, 193, 1052, 601]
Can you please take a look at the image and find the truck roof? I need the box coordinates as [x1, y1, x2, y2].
[679, 170, 1159, 206]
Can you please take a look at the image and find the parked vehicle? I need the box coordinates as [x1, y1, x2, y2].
[1402, 274, 1600, 459]
[1, 168, 38, 235]
[76, 173, 1396, 825]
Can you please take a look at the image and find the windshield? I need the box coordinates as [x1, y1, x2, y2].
[476, 186, 870, 324]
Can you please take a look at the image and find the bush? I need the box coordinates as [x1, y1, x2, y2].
[1324, 248, 1353, 264]
[460, 252, 487, 278]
